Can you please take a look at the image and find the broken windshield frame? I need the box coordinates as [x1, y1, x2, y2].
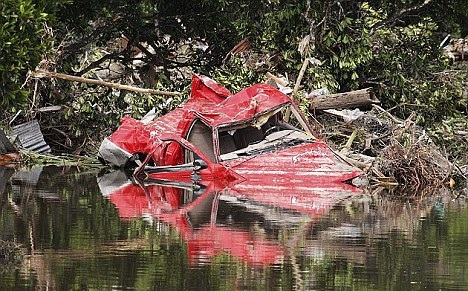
[214, 103, 316, 161]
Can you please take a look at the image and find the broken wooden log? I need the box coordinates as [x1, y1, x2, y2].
[310, 88, 379, 111]
[31, 70, 181, 97]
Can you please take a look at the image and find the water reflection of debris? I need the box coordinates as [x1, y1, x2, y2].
[10, 167, 61, 201]
[97, 169, 359, 267]
[305, 189, 456, 266]
[1, 166, 463, 290]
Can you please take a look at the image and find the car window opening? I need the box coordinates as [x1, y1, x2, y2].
[186, 119, 216, 162]
[218, 105, 315, 160]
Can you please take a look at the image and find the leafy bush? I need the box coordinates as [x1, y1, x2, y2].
[0, 0, 52, 112]
[361, 7, 467, 124]
[6, 0, 465, 154]
[211, 1, 467, 125]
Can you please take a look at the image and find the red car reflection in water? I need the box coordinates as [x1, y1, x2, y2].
[98, 170, 361, 267]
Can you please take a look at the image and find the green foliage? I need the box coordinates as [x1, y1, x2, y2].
[361, 5, 467, 124]
[208, 0, 467, 125]
[0, 0, 51, 111]
[3, 0, 466, 153]
[210, 55, 265, 93]
[314, 7, 373, 92]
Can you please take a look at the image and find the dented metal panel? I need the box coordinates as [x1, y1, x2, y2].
[98, 74, 363, 191]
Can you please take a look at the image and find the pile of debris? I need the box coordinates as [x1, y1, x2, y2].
[266, 72, 461, 193]
[2, 68, 465, 195]
[352, 110, 453, 190]
[314, 100, 458, 193]
[443, 37, 468, 63]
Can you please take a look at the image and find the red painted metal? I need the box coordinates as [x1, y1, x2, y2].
[98, 74, 363, 187]
[98, 170, 359, 266]
[98, 75, 365, 266]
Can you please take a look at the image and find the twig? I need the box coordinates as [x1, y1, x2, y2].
[285, 58, 309, 122]
[343, 129, 357, 151]
[292, 58, 310, 103]
[30, 79, 39, 114]
[370, 0, 433, 34]
[9, 110, 22, 126]
[75, 52, 120, 76]
[342, 155, 372, 170]
[371, 104, 403, 124]
[454, 163, 467, 180]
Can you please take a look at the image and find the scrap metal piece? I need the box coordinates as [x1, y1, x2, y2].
[11, 120, 51, 153]
[98, 74, 364, 186]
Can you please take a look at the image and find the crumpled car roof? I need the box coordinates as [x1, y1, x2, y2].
[191, 76, 291, 127]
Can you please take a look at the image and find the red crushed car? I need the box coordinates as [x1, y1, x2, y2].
[98, 75, 364, 265]
[98, 74, 363, 188]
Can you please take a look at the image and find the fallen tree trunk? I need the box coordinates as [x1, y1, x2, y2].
[310, 88, 379, 110]
[31, 70, 181, 97]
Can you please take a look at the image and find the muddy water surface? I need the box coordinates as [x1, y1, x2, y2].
[0, 166, 467, 290]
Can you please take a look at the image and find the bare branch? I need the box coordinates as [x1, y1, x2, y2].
[62, 15, 123, 53]
[75, 52, 120, 76]
[32, 70, 181, 97]
[370, 0, 432, 34]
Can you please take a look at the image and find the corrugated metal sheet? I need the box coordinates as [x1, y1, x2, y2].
[11, 120, 51, 153]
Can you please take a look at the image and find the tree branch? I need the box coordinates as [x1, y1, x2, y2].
[32, 70, 181, 97]
[62, 15, 123, 53]
[75, 52, 120, 76]
[370, 0, 432, 35]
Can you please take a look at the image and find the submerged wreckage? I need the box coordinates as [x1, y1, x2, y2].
[98, 75, 363, 193]
[98, 74, 364, 265]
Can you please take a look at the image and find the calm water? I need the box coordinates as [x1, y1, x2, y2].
[0, 166, 467, 291]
